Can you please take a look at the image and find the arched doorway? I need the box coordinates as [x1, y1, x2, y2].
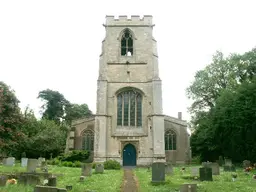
[123, 143, 137, 166]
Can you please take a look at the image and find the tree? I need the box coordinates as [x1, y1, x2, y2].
[187, 47, 256, 162]
[0, 82, 25, 154]
[38, 89, 70, 124]
[65, 103, 92, 125]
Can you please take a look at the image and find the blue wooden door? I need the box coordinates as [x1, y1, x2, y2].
[123, 144, 137, 166]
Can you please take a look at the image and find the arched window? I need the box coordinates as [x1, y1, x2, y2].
[121, 29, 133, 56]
[165, 130, 177, 150]
[117, 89, 142, 127]
[82, 130, 94, 151]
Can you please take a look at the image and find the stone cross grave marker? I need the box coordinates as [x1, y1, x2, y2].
[199, 167, 213, 181]
[27, 159, 38, 172]
[81, 163, 92, 176]
[21, 158, 28, 167]
[5, 157, 15, 166]
[151, 162, 165, 184]
[95, 164, 104, 174]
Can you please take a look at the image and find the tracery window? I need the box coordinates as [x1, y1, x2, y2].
[82, 130, 94, 151]
[121, 29, 133, 56]
[165, 130, 177, 150]
[117, 90, 142, 127]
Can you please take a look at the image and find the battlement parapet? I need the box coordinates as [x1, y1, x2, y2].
[105, 15, 153, 26]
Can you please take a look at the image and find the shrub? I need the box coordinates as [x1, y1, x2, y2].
[74, 161, 82, 167]
[104, 160, 121, 170]
[57, 150, 90, 162]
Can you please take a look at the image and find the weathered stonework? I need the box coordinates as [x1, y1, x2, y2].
[66, 15, 190, 165]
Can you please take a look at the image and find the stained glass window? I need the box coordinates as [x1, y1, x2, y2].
[82, 130, 94, 151]
[165, 130, 177, 150]
[117, 89, 142, 127]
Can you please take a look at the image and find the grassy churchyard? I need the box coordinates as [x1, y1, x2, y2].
[1, 163, 256, 192]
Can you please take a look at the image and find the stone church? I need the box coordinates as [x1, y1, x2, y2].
[66, 15, 190, 166]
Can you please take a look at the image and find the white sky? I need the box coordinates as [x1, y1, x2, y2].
[1, 0, 256, 121]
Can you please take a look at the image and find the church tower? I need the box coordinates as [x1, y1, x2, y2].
[94, 15, 166, 165]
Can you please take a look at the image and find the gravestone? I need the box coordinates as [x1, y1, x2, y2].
[19, 174, 40, 185]
[5, 157, 15, 166]
[199, 167, 213, 181]
[165, 163, 173, 175]
[151, 162, 165, 184]
[210, 163, 220, 175]
[202, 162, 212, 168]
[243, 160, 251, 168]
[34, 185, 67, 192]
[223, 165, 236, 172]
[21, 158, 28, 167]
[225, 159, 232, 166]
[180, 183, 197, 192]
[191, 167, 199, 177]
[218, 156, 224, 166]
[0, 175, 8, 186]
[81, 163, 92, 176]
[37, 158, 46, 167]
[48, 176, 57, 187]
[27, 159, 38, 172]
[79, 176, 85, 182]
[2, 158, 7, 165]
[95, 164, 104, 174]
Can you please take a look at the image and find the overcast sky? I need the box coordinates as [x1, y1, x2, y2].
[1, 0, 256, 121]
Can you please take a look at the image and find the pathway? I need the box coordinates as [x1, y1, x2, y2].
[121, 167, 139, 192]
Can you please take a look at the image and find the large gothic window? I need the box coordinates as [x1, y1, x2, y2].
[117, 90, 142, 127]
[121, 29, 133, 56]
[165, 130, 177, 150]
[82, 130, 94, 151]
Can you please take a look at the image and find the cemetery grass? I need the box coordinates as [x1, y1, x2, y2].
[0, 164, 123, 192]
[135, 165, 256, 192]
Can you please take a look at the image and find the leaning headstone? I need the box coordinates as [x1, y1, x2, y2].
[27, 159, 38, 172]
[165, 163, 173, 175]
[48, 176, 57, 187]
[243, 160, 251, 168]
[5, 157, 15, 166]
[210, 163, 220, 175]
[180, 183, 197, 192]
[191, 167, 199, 177]
[199, 167, 213, 181]
[21, 158, 28, 167]
[81, 163, 92, 176]
[0, 175, 8, 186]
[151, 162, 165, 184]
[95, 164, 104, 174]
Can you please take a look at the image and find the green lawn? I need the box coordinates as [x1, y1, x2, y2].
[135, 165, 256, 192]
[0, 164, 123, 192]
[1, 164, 256, 192]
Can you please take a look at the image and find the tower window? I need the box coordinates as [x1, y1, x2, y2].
[121, 29, 133, 56]
[165, 130, 177, 150]
[117, 89, 142, 127]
